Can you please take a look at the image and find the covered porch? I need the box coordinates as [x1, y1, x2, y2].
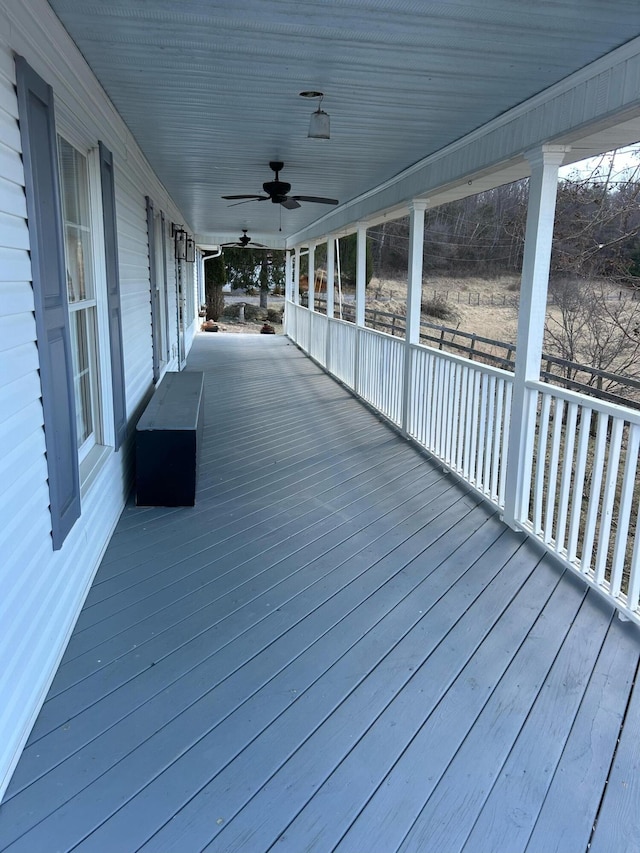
[1, 334, 638, 853]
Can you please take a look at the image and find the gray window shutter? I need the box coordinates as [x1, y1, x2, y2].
[15, 56, 80, 550]
[146, 196, 160, 383]
[160, 212, 171, 362]
[98, 142, 127, 449]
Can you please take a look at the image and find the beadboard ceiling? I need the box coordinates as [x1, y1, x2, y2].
[47, 0, 640, 246]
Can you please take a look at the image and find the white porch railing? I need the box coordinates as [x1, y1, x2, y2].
[309, 310, 327, 364]
[407, 346, 512, 507]
[524, 383, 640, 615]
[286, 300, 640, 623]
[357, 327, 405, 426]
[327, 318, 356, 389]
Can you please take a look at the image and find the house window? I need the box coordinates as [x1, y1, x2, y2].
[58, 137, 102, 459]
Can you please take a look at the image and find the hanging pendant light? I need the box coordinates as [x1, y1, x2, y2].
[300, 91, 330, 139]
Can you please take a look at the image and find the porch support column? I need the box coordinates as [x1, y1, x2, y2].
[355, 223, 367, 327]
[354, 223, 368, 394]
[284, 249, 292, 335]
[293, 246, 301, 305]
[284, 249, 293, 302]
[326, 237, 335, 319]
[402, 200, 427, 433]
[198, 251, 206, 309]
[308, 243, 316, 312]
[326, 236, 335, 369]
[503, 145, 568, 528]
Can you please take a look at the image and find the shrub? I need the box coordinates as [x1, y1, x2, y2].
[267, 307, 283, 323]
[421, 295, 459, 323]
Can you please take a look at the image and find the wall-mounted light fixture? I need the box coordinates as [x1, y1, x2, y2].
[300, 91, 330, 139]
[186, 236, 196, 263]
[172, 224, 187, 260]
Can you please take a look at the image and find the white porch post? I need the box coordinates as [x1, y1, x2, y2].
[326, 237, 335, 319]
[293, 246, 301, 305]
[355, 224, 367, 326]
[354, 223, 368, 393]
[198, 251, 205, 309]
[285, 249, 292, 301]
[503, 145, 568, 528]
[308, 243, 316, 312]
[326, 236, 335, 368]
[402, 200, 427, 433]
[284, 249, 292, 335]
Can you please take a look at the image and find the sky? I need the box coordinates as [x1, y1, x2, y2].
[559, 144, 640, 183]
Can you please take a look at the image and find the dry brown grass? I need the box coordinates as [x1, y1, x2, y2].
[365, 275, 520, 342]
[363, 275, 640, 361]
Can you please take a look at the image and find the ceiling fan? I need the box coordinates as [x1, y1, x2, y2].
[222, 161, 339, 210]
[222, 229, 266, 248]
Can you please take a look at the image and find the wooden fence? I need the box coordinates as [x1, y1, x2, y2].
[307, 296, 640, 409]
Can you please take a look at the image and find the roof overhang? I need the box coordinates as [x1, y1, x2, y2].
[40, 0, 640, 247]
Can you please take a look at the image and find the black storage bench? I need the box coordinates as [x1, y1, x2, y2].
[136, 371, 204, 506]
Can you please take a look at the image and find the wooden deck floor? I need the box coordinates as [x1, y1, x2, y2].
[2, 333, 640, 853]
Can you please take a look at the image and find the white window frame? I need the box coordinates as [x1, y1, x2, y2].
[55, 117, 115, 491]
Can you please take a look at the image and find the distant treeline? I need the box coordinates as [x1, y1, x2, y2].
[368, 175, 640, 283]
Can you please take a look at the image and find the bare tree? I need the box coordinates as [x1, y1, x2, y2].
[552, 149, 640, 282]
[545, 278, 640, 394]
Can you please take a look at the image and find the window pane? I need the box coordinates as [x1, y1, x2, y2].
[65, 224, 93, 302]
[70, 309, 94, 446]
[58, 137, 95, 303]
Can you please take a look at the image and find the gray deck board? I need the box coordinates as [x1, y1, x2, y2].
[525, 615, 640, 853]
[32, 471, 456, 746]
[588, 631, 640, 853]
[1, 334, 639, 853]
[12, 477, 468, 803]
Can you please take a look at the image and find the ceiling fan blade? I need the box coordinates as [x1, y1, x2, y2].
[227, 198, 272, 208]
[281, 198, 301, 210]
[221, 194, 268, 200]
[291, 195, 339, 205]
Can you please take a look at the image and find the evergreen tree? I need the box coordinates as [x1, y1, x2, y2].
[315, 233, 373, 287]
[204, 254, 227, 321]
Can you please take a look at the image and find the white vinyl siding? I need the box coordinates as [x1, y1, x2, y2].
[0, 38, 57, 799]
[0, 0, 193, 801]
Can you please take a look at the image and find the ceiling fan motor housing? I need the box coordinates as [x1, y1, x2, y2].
[263, 180, 291, 201]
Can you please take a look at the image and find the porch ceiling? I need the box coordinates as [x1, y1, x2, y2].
[47, 0, 640, 246]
